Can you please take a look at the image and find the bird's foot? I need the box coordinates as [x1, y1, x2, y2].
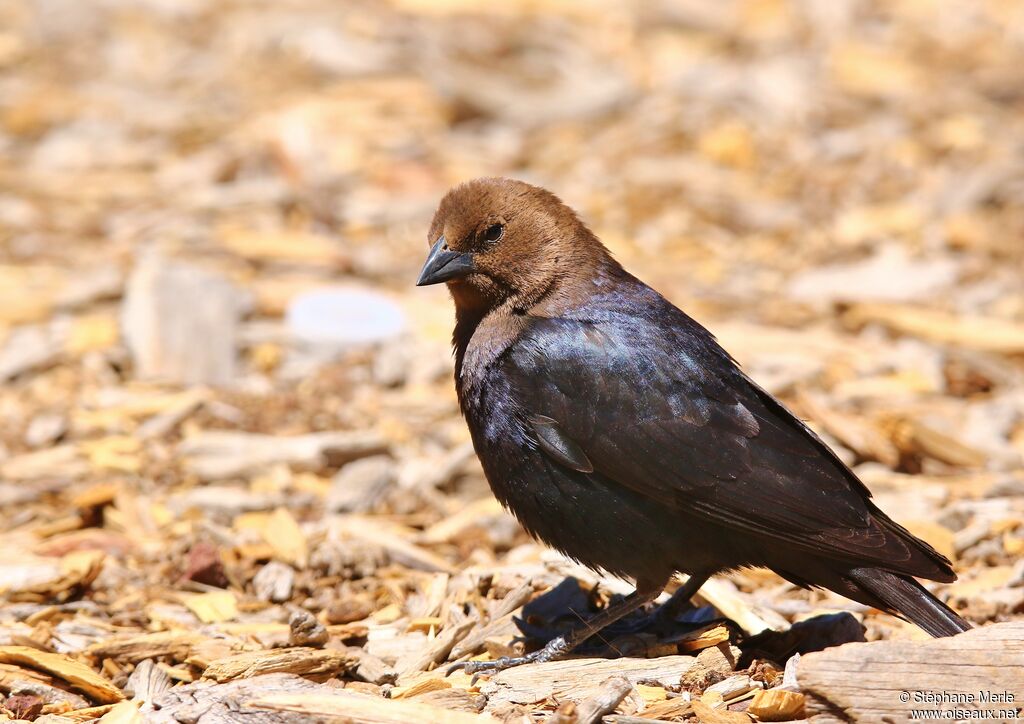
[447, 635, 570, 681]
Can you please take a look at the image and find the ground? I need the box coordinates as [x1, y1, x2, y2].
[0, 1, 1022, 722]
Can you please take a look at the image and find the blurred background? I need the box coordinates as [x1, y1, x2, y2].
[0, 0, 1022, 718]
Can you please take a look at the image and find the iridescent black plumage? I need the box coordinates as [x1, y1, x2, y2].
[419, 178, 968, 672]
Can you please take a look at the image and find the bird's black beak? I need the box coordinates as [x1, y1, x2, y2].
[415, 237, 475, 286]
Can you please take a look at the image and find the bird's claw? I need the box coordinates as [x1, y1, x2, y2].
[446, 636, 571, 682]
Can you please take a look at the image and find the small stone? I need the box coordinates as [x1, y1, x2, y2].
[372, 341, 411, 388]
[24, 413, 67, 448]
[179, 542, 229, 588]
[0, 325, 62, 382]
[5, 693, 44, 720]
[253, 561, 294, 603]
[327, 455, 396, 513]
[325, 598, 374, 625]
[289, 609, 329, 647]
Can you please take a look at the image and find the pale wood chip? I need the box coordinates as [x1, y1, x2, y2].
[250, 689, 498, 723]
[203, 647, 357, 683]
[798, 621, 1024, 722]
[0, 646, 123, 704]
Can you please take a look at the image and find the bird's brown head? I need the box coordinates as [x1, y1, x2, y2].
[416, 177, 607, 316]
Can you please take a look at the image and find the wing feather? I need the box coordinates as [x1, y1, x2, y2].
[502, 313, 924, 568]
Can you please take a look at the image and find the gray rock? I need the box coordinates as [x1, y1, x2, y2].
[326, 455, 396, 513]
[122, 254, 244, 386]
[0, 325, 63, 382]
[24, 412, 68, 448]
[254, 561, 295, 603]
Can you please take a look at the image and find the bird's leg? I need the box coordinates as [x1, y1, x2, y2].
[649, 571, 711, 631]
[447, 577, 668, 678]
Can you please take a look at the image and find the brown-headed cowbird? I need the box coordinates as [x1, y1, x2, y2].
[417, 177, 969, 673]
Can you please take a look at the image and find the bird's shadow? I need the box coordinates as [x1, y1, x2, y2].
[512, 576, 867, 663]
[513, 576, 725, 657]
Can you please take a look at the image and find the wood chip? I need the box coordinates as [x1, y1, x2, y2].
[203, 647, 357, 682]
[182, 590, 238, 623]
[747, 688, 805, 722]
[844, 303, 1024, 355]
[250, 689, 498, 723]
[692, 699, 752, 723]
[0, 646, 123, 704]
[87, 632, 206, 664]
[480, 655, 696, 708]
[548, 675, 634, 724]
[696, 577, 790, 634]
[449, 581, 534, 660]
[395, 616, 476, 680]
[798, 621, 1024, 722]
[264, 507, 308, 567]
[180, 430, 388, 480]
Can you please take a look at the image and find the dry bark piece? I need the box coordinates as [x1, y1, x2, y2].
[125, 659, 172, 711]
[180, 430, 388, 480]
[330, 516, 456, 574]
[86, 632, 206, 664]
[253, 561, 295, 603]
[747, 688, 805, 722]
[843, 303, 1024, 355]
[348, 649, 397, 686]
[395, 617, 476, 680]
[0, 646, 123, 704]
[136, 391, 206, 440]
[676, 622, 733, 653]
[250, 688, 498, 723]
[203, 647, 356, 683]
[886, 417, 988, 468]
[96, 701, 143, 723]
[638, 696, 696, 721]
[704, 674, 756, 703]
[694, 577, 790, 634]
[798, 621, 1024, 722]
[413, 687, 487, 713]
[544, 675, 634, 724]
[390, 675, 451, 699]
[0, 445, 89, 483]
[148, 673, 325, 723]
[692, 699, 752, 723]
[182, 590, 238, 623]
[450, 581, 534, 660]
[264, 508, 309, 568]
[480, 655, 697, 708]
[796, 391, 899, 467]
[25, 412, 68, 448]
[683, 642, 741, 691]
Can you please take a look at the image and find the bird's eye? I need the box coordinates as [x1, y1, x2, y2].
[483, 223, 504, 243]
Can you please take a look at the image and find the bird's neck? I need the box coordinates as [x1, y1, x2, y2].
[452, 300, 523, 384]
[451, 254, 624, 379]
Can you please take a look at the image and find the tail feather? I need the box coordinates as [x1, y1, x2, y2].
[849, 568, 970, 638]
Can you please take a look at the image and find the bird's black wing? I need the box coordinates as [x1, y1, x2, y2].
[503, 311, 946, 575]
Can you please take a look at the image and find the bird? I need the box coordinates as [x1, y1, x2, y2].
[415, 177, 970, 674]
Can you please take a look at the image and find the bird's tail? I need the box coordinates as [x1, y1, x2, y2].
[848, 568, 970, 638]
